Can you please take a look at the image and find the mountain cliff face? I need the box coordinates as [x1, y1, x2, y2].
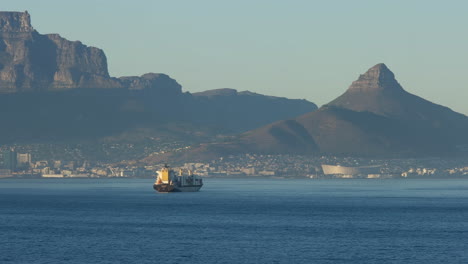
[0, 11, 33, 32]
[0, 11, 185, 93]
[0, 11, 318, 149]
[0, 11, 122, 92]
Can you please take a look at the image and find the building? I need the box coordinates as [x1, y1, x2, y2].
[42, 174, 64, 178]
[52, 160, 62, 169]
[241, 167, 256, 175]
[321, 164, 381, 178]
[17, 153, 32, 167]
[2, 149, 17, 171]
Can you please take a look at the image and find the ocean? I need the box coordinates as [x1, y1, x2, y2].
[1, 178, 468, 264]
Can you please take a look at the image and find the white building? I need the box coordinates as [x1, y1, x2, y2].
[321, 164, 381, 178]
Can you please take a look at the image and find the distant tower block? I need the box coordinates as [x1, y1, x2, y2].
[2, 149, 17, 170]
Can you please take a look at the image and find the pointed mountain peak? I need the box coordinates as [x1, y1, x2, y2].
[347, 63, 403, 92]
[364, 63, 394, 80]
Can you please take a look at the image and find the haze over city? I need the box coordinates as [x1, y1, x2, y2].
[2, 2, 468, 263]
[4, 0, 468, 114]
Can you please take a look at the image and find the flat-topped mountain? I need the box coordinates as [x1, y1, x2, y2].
[0, 11, 122, 92]
[151, 63, 468, 162]
[0, 11, 194, 93]
[0, 11, 34, 32]
[0, 11, 317, 152]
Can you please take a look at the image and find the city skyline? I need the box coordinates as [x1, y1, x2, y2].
[3, 0, 468, 115]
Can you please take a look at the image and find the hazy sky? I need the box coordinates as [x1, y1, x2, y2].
[4, 0, 468, 114]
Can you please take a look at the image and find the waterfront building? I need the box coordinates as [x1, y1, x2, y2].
[321, 164, 381, 178]
[2, 149, 17, 171]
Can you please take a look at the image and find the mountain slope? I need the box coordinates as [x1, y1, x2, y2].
[249, 63, 468, 156]
[191, 89, 316, 132]
[0, 11, 318, 151]
[155, 63, 468, 162]
[329, 64, 468, 129]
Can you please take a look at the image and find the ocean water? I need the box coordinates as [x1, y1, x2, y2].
[1, 178, 468, 264]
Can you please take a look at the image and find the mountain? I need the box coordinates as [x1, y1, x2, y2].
[0, 11, 317, 158]
[153, 63, 468, 162]
[0, 11, 122, 92]
[191, 89, 315, 132]
[329, 63, 468, 127]
[248, 63, 468, 156]
[245, 63, 468, 156]
[0, 86, 316, 143]
[0, 11, 184, 92]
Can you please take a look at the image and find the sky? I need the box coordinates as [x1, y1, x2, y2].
[4, 0, 468, 114]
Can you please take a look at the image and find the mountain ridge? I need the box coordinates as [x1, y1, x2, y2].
[0, 11, 318, 156]
[148, 63, 468, 162]
[0, 11, 190, 93]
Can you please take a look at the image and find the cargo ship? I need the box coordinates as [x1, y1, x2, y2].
[153, 165, 203, 192]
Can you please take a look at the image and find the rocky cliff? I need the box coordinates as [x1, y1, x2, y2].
[0, 11, 33, 32]
[0, 11, 125, 92]
[0, 11, 185, 93]
[0, 11, 318, 149]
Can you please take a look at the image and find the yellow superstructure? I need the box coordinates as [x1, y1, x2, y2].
[160, 167, 170, 183]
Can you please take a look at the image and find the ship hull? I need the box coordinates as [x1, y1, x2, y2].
[173, 185, 203, 192]
[153, 184, 202, 193]
[153, 183, 175, 193]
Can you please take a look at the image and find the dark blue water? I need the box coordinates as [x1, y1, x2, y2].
[1, 178, 468, 264]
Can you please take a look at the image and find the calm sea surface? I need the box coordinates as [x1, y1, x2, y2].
[1, 178, 468, 264]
